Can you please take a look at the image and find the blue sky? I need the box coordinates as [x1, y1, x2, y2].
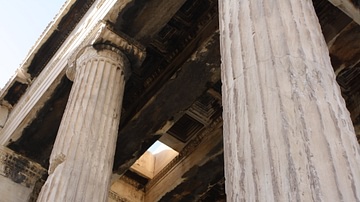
[0, 0, 65, 88]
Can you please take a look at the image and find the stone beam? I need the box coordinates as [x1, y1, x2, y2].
[0, 146, 46, 201]
[328, 0, 360, 25]
[0, 0, 128, 146]
[145, 120, 223, 201]
[108, 0, 187, 42]
[113, 31, 221, 174]
[328, 21, 360, 74]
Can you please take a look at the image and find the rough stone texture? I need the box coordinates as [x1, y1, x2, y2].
[0, 146, 46, 202]
[37, 46, 128, 202]
[0, 105, 9, 129]
[109, 176, 145, 202]
[219, 0, 360, 201]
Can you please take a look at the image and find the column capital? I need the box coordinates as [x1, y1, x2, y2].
[67, 21, 146, 80]
[0, 146, 47, 188]
[67, 45, 131, 81]
[38, 23, 131, 201]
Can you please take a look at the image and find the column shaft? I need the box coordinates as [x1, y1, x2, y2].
[219, 0, 360, 201]
[37, 46, 128, 202]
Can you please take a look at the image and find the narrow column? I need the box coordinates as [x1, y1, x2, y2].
[37, 45, 129, 202]
[219, 0, 360, 201]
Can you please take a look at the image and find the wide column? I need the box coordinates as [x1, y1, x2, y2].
[37, 45, 129, 202]
[219, 0, 360, 201]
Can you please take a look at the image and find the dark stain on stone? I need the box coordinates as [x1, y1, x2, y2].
[115, 0, 147, 36]
[329, 22, 360, 71]
[330, 54, 343, 71]
[182, 165, 199, 179]
[28, 179, 45, 202]
[28, 0, 95, 78]
[3, 81, 28, 106]
[313, 0, 352, 42]
[8, 76, 72, 169]
[207, 138, 224, 157]
[113, 31, 221, 174]
[159, 153, 225, 202]
[114, 0, 220, 174]
[3, 153, 31, 187]
[351, 0, 360, 7]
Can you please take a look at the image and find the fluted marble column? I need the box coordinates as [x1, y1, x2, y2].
[219, 0, 360, 201]
[37, 45, 129, 202]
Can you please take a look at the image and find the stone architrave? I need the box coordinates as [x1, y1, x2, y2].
[0, 146, 47, 202]
[219, 0, 360, 201]
[37, 24, 145, 202]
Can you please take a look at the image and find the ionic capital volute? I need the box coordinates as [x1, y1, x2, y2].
[67, 22, 146, 81]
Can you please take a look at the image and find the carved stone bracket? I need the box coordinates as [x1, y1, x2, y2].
[0, 146, 47, 188]
[67, 21, 146, 81]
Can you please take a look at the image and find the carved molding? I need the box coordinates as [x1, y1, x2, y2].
[146, 115, 222, 190]
[67, 21, 146, 83]
[0, 0, 126, 145]
[92, 22, 146, 68]
[66, 44, 131, 81]
[0, 146, 46, 188]
[108, 190, 128, 202]
[109, 175, 143, 202]
[120, 174, 143, 189]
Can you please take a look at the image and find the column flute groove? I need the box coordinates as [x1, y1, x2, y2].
[264, 1, 302, 200]
[219, 0, 360, 201]
[37, 45, 129, 202]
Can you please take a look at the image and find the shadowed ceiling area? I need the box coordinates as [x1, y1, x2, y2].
[4, 0, 360, 200]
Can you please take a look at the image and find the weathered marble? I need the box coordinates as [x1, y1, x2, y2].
[109, 176, 145, 202]
[0, 105, 9, 129]
[219, 0, 360, 201]
[0, 146, 46, 202]
[37, 45, 129, 202]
